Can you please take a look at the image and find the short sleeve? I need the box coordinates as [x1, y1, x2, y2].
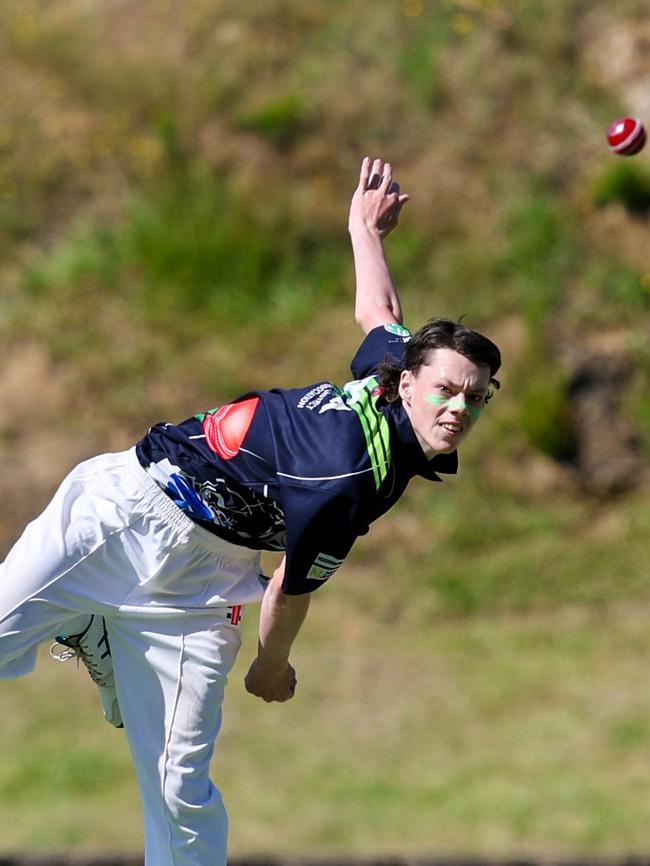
[279, 488, 359, 595]
[350, 323, 412, 380]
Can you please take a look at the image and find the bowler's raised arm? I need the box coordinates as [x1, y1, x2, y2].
[348, 156, 410, 335]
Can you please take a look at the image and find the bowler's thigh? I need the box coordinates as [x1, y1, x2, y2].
[108, 610, 243, 778]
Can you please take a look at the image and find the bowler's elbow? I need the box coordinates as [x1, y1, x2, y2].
[355, 303, 400, 335]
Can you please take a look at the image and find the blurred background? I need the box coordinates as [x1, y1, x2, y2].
[1, 0, 650, 859]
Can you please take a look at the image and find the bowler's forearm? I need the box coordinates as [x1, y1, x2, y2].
[256, 567, 310, 667]
[350, 224, 402, 333]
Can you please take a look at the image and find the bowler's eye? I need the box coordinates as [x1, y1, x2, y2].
[437, 384, 451, 395]
[469, 393, 485, 404]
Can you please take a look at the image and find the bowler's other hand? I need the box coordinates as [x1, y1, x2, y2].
[348, 156, 410, 239]
[244, 657, 297, 703]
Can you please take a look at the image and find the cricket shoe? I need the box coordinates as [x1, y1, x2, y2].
[50, 615, 123, 729]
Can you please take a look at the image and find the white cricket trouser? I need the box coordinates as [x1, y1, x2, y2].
[0, 448, 266, 866]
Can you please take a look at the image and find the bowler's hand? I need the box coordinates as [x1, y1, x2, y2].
[244, 656, 297, 703]
[348, 156, 410, 239]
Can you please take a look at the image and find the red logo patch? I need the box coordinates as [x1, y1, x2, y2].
[203, 397, 259, 460]
[228, 605, 243, 626]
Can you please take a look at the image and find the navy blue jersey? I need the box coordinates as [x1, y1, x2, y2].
[136, 324, 458, 594]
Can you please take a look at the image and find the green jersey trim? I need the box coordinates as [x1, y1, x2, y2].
[342, 376, 391, 490]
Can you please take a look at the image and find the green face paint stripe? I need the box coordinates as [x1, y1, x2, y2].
[447, 394, 466, 411]
[426, 393, 467, 410]
[425, 392, 485, 420]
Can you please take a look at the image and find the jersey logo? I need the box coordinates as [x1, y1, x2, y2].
[201, 397, 259, 460]
[307, 553, 345, 581]
[384, 323, 412, 339]
[318, 393, 351, 413]
[227, 605, 243, 625]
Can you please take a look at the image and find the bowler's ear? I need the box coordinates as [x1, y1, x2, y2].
[398, 369, 413, 404]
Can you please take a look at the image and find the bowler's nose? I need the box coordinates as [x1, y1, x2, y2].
[448, 393, 468, 415]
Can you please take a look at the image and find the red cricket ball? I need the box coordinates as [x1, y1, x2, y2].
[607, 116, 647, 156]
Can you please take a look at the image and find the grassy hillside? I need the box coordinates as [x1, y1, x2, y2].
[1, 0, 650, 858]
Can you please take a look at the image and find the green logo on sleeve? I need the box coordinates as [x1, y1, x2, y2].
[384, 323, 412, 338]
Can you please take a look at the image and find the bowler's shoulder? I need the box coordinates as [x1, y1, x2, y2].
[350, 322, 413, 380]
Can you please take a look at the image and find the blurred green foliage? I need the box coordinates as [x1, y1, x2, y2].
[22, 117, 348, 378]
[237, 94, 309, 146]
[498, 195, 576, 326]
[592, 161, 650, 215]
[519, 366, 577, 464]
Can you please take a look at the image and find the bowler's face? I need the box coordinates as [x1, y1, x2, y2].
[398, 348, 491, 456]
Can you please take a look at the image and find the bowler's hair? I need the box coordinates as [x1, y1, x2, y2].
[376, 318, 501, 403]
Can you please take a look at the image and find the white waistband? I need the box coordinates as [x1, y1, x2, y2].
[125, 447, 260, 564]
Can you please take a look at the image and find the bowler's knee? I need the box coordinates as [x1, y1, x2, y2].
[163, 766, 226, 828]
